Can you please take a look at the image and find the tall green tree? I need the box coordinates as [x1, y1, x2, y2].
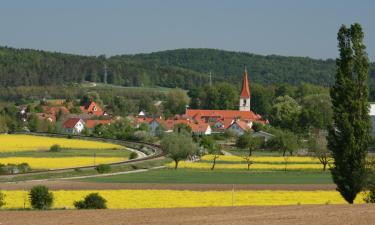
[328, 23, 371, 204]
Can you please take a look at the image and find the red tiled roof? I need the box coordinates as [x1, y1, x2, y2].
[80, 101, 103, 116]
[240, 68, 251, 98]
[85, 120, 111, 129]
[186, 109, 260, 121]
[63, 118, 83, 129]
[190, 123, 210, 133]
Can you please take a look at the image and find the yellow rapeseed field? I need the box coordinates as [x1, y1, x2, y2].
[0, 157, 126, 169]
[0, 134, 123, 152]
[168, 161, 323, 170]
[1, 190, 364, 209]
[201, 155, 322, 163]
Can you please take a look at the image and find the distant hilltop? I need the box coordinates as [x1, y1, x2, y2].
[0, 46, 374, 88]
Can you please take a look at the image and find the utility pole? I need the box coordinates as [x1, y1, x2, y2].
[209, 71, 212, 87]
[104, 63, 108, 84]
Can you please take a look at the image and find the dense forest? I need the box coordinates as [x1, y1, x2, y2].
[2, 46, 374, 89]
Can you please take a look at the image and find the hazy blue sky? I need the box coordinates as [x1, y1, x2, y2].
[0, 0, 374, 60]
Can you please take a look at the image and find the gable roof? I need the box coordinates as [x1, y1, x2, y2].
[85, 119, 111, 129]
[228, 120, 251, 131]
[186, 109, 261, 121]
[63, 118, 83, 129]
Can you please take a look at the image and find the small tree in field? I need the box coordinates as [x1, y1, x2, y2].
[74, 193, 107, 209]
[0, 191, 5, 208]
[236, 133, 262, 170]
[29, 185, 53, 210]
[161, 132, 197, 169]
[200, 136, 221, 170]
[308, 131, 331, 171]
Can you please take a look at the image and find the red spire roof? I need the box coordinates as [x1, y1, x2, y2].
[240, 68, 251, 98]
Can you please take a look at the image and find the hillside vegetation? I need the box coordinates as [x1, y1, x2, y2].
[2, 46, 374, 88]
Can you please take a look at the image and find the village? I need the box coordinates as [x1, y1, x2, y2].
[17, 69, 274, 142]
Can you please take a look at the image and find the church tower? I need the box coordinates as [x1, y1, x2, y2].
[239, 67, 251, 111]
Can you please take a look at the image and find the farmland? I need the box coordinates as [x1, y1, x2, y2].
[1, 189, 365, 209]
[0, 134, 124, 152]
[0, 134, 133, 170]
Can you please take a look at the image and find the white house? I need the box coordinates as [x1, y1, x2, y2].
[63, 118, 85, 134]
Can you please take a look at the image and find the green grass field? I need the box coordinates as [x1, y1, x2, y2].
[82, 169, 333, 184]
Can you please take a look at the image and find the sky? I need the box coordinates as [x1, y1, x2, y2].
[0, 0, 374, 60]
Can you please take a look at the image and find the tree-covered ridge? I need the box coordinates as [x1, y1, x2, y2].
[115, 48, 341, 85]
[1, 46, 374, 88]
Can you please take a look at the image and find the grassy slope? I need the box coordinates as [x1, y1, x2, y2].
[82, 169, 332, 184]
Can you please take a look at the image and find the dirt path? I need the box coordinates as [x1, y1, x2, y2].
[0, 180, 336, 191]
[0, 204, 374, 225]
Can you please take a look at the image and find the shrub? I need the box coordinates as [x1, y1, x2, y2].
[29, 185, 53, 210]
[0, 191, 5, 208]
[17, 163, 31, 173]
[129, 152, 138, 160]
[95, 164, 111, 174]
[74, 193, 107, 209]
[49, 144, 62, 152]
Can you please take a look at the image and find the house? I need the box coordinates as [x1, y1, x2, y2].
[252, 131, 275, 142]
[227, 120, 251, 136]
[84, 119, 112, 130]
[191, 123, 212, 135]
[63, 118, 85, 134]
[80, 101, 103, 117]
[370, 103, 375, 136]
[35, 113, 56, 123]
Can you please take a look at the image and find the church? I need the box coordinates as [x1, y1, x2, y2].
[184, 68, 267, 134]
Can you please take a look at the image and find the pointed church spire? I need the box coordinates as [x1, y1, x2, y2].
[240, 66, 251, 99]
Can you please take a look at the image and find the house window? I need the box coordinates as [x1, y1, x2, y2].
[243, 99, 247, 106]
[93, 106, 97, 112]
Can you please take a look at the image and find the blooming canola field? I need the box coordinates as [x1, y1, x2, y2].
[0, 134, 124, 152]
[0, 157, 126, 169]
[2, 190, 364, 209]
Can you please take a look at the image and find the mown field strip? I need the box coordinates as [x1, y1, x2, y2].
[0, 134, 124, 152]
[2, 190, 364, 209]
[168, 161, 325, 170]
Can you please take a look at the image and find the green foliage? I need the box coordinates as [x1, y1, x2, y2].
[328, 23, 371, 204]
[163, 88, 190, 115]
[95, 164, 111, 174]
[129, 152, 138, 160]
[270, 95, 301, 131]
[268, 131, 299, 156]
[74, 193, 107, 209]
[29, 185, 54, 210]
[49, 144, 62, 152]
[236, 133, 263, 156]
[364, 159, 375, 203]
[161, 132, 198, 169]
[308, 131, 331, 171]
[299, 94, 333, 131]
[189, 83, 238, 110]
[0, 191, 5, 208]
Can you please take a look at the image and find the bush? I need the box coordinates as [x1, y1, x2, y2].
[29, 185, 53, 210]
[49, 144, 62, 152]
[17, 163, 31, 173]
[95, 164, 111, 174]
[0, 191, 5, 208]
[129, 152, 138, 160]
[74, 193, 107, 209]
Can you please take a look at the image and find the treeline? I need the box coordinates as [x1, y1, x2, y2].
[3, 46, 375, 90]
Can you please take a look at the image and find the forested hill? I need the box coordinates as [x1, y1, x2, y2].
[114, 49, 340, 85]
[1, 46, 374, 88]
